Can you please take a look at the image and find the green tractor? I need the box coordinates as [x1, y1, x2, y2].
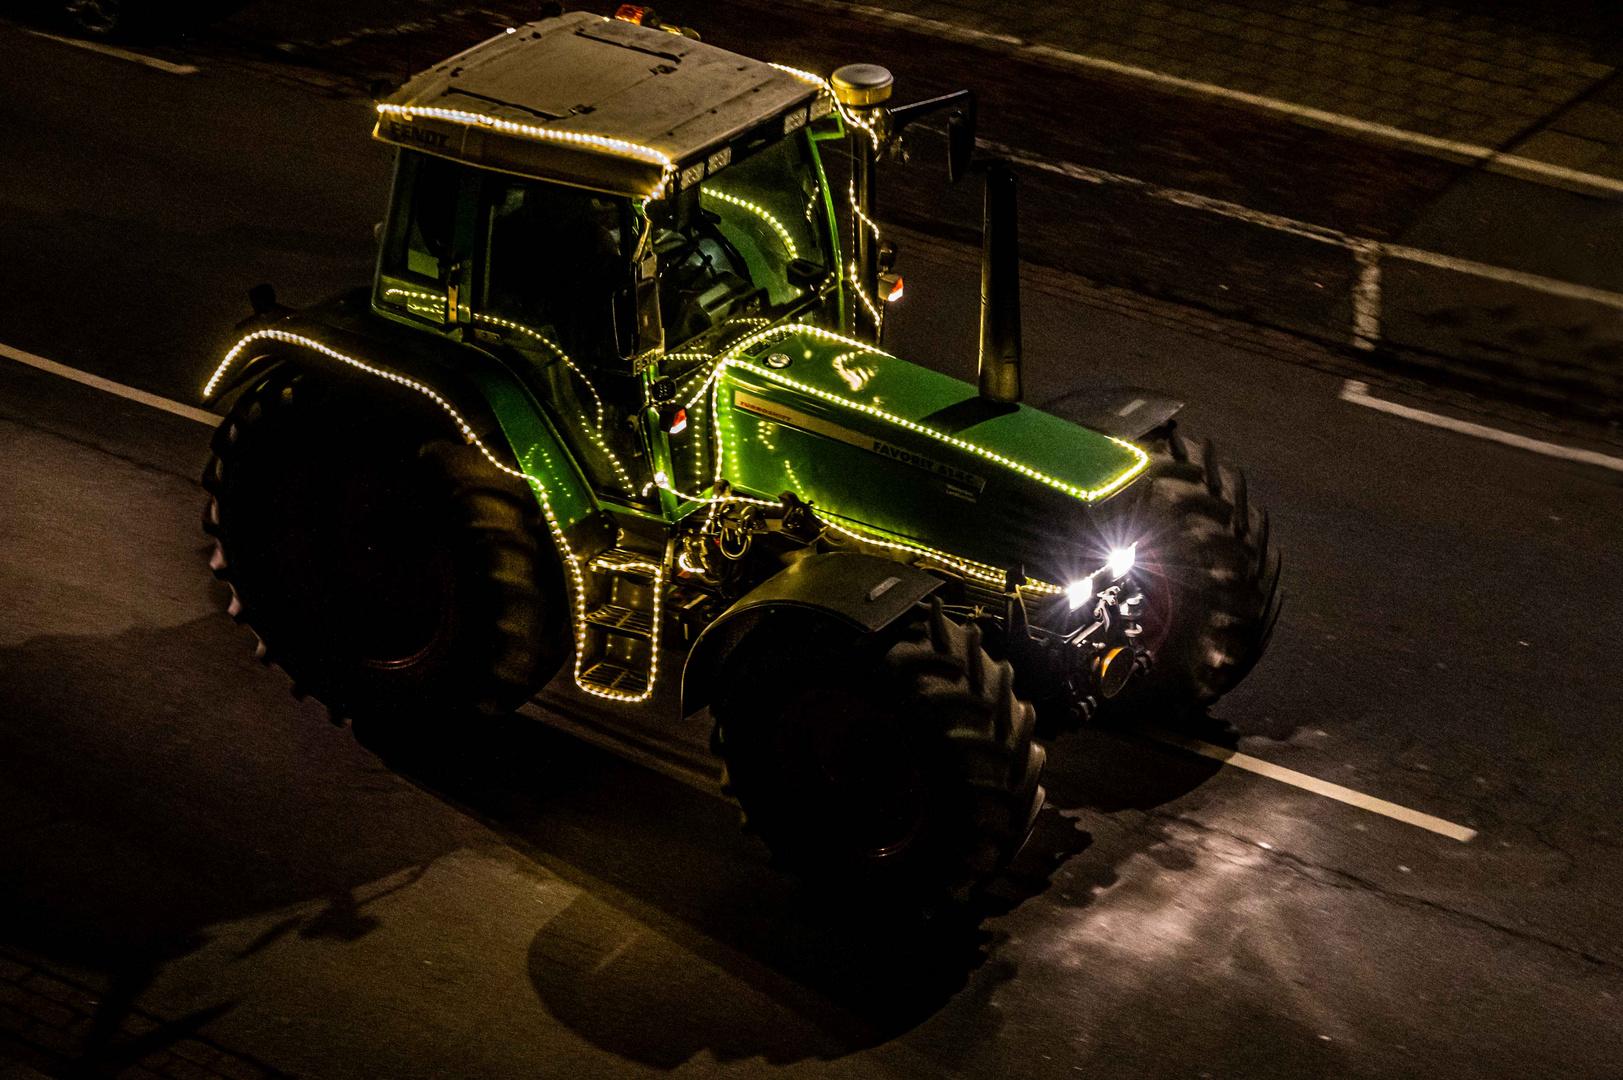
[202, 7, 1280, 905]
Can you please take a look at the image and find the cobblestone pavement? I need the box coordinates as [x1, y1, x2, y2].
[0, 951, 288, 1080]
[841, 0, 1623, 181]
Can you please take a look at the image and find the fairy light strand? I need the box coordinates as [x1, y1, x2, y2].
[704, 322, 1151, 503]
[702, 189, 799, 260]
[376, 103, 676, 199]
[470, 314, 635, 492]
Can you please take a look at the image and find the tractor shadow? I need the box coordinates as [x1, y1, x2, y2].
[351, 700, 1230, 1066]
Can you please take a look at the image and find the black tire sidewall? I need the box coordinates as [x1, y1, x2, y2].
[210, 368, 563, 720]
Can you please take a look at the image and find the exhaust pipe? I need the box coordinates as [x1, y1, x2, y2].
[978, 161, 1021, 404]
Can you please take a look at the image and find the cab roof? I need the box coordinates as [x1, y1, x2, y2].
[372, 11, 825, 200]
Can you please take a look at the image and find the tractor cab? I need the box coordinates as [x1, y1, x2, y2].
[370, 11, 842, 501]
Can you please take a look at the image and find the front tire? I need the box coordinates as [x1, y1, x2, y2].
[202, 366, 570, 723]
[711, 598, 1047, 906]
[1108, 431, 1281, 720]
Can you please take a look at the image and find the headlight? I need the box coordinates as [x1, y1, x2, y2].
[1107, 543, 1137, 579]
[1066, 575, 1095, 612]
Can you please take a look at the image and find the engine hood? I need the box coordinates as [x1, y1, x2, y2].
[704, 325, 1150, 584]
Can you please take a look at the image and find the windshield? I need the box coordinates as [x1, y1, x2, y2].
[656, 131, 833, 354]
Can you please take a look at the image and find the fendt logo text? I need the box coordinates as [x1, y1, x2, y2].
[387, 121, 451, 149]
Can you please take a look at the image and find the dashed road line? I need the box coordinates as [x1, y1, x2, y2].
[1341, 379, 1623, 473]
[1152, 729, 1478, 842]
[23, 28, 199, 75]
[0, 341, 220, 426]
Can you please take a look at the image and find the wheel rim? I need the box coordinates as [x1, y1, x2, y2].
[66, 0, 121, 34]
[261, 449, 456, 669]
[772, 685, 931, 861]
[1132, 558, 1177, 660]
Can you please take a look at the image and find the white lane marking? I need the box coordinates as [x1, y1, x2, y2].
[1341, 379, 1623, 472]
[763, 0, 1623, 198]
[1152, 730, 1477, 842]
[973, 133, 1623, 350]
[1351, 242, 1383, 351]
[0, 342, 221, 426]
[23, 29, 199, 75]
[1384, 244, 1623, 310]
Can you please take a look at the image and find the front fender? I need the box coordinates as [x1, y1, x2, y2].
[680, 551, 941, 716]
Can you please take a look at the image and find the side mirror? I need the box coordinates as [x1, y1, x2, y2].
[948, 101, 978, 184]
[635, 272, 664, 360]
[611, 287, 640, 364]
[889, 88, 978, 184]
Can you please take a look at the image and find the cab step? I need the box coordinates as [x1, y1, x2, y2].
[588, 549, 659, 580]
[584, 603, 655, 639]
[578, 661, 650, 696]
[574, 543, 666, 699]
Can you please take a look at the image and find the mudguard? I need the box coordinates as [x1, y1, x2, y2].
[1037, 381, 1184, 441]
[680, 551, 941, 716]
[206, 287, 601, 535]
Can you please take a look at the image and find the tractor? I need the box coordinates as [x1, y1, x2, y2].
[202, 6, 1281, 906]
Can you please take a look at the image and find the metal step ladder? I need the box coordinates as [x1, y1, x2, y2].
[577, 546, 663, 697]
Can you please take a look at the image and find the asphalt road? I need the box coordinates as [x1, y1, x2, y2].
[147, 0, 1623, 418]
[3, 12, 1623, 1080]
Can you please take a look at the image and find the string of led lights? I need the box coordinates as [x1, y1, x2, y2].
[204, 329, 664, 705]
[701, 189, 799, 260]
[849, 259, 884, 335]
[382, 285, 450, 321]
[846, 177, 886, 337]
[375, 103, 677, 199]
[469, 314, 636, 492]
[696, 322, 1150, 503]
[470, 314, 604, 426]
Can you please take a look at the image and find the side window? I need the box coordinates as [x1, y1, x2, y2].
[475, 177, 648, 501]
[480, 180, 626, 367]
[379, 153, 467, 322]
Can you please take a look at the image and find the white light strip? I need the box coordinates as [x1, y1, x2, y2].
[702, 188, 800, 259]
[376, 103, 676, 198]
[470, 314, 635, 491]
[708, 323, 1150, 502]
[846, 182, 884, 335]
[768, 62, 825, 86]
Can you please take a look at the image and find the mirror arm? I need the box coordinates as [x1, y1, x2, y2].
[889, 88, 976, 132]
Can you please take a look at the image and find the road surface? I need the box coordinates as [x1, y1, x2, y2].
[2, 11, 1621, 1080]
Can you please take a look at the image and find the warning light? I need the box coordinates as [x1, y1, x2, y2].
[667, 407, 688, 435]
[615, 5, 652, 24]
[886, 276, 905, 302]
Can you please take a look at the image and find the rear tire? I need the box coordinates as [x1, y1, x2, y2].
[711, 598, 1046, 906]
[202, 365, 570, 723]
[63, 0, 145, 39]
[1107, 431, 1281, 720]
